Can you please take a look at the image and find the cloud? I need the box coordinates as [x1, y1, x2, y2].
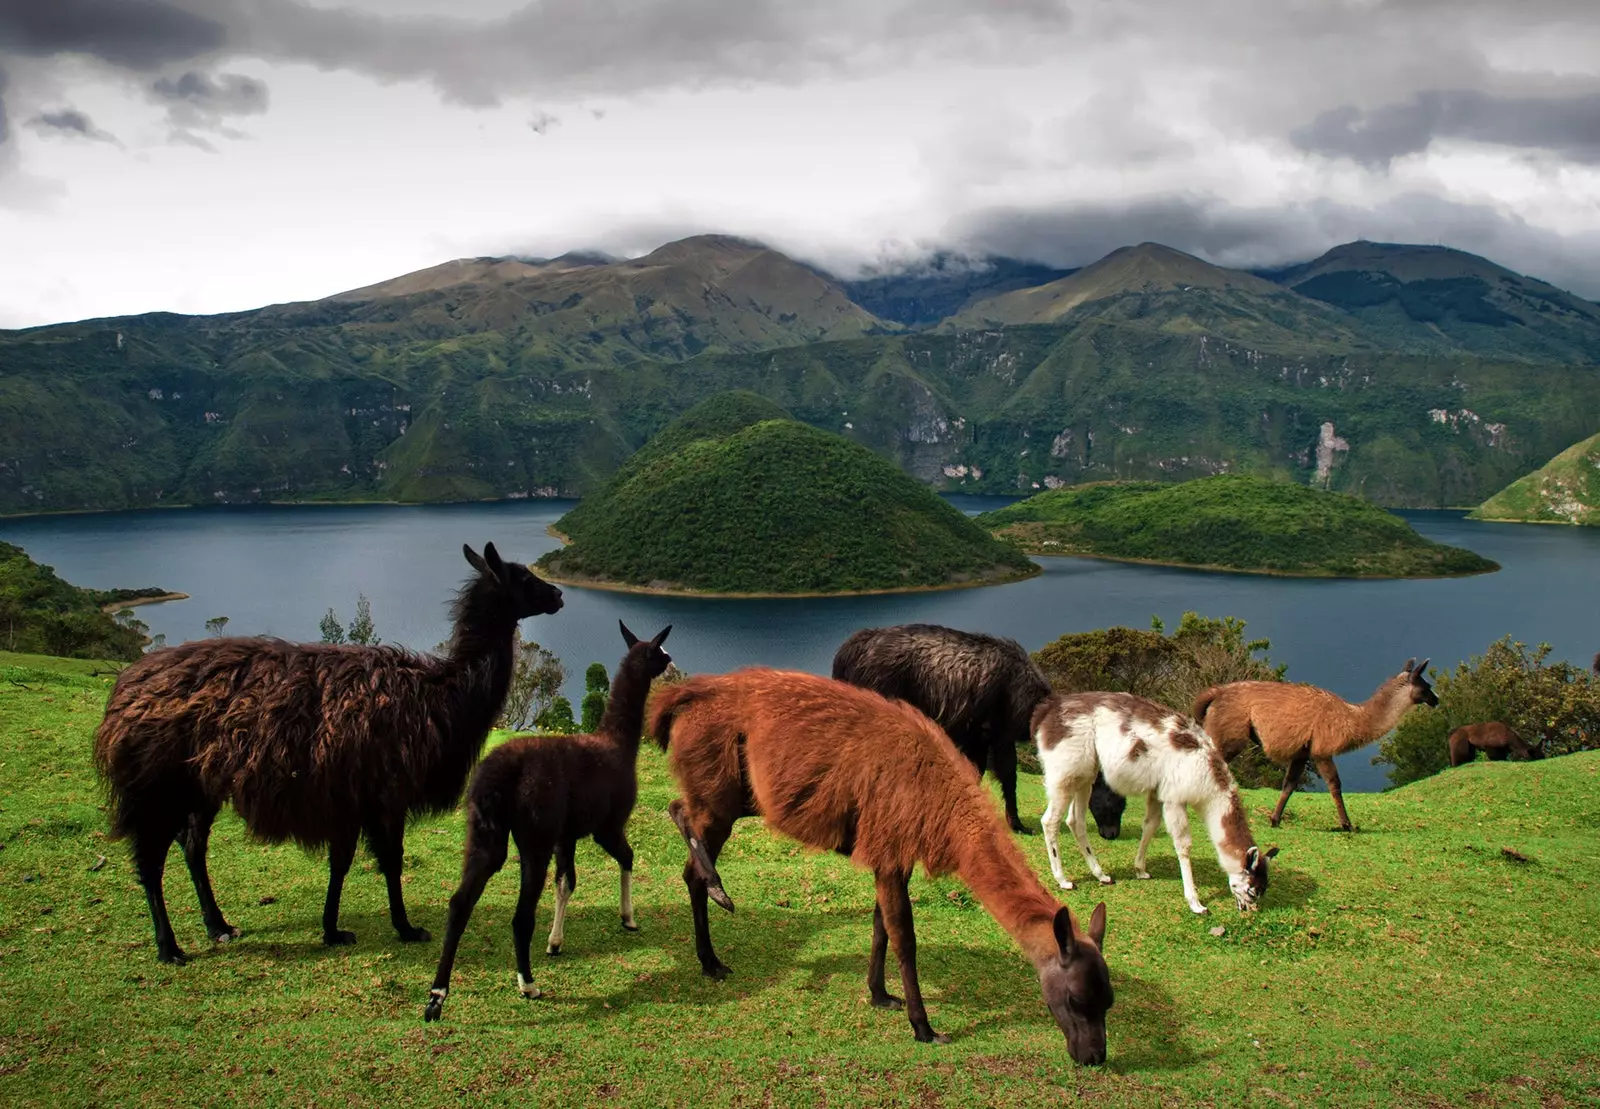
[528, 109, 559, 136]
[946, 192, 1600, 298]
[0, 0, 226, 68]
[1293, 89, 1600, 166]
[148, 69, 268, 131]
[27, 107, 118, 143]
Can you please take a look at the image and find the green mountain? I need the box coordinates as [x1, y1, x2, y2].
[1470, 431, 1600, 525]
[537, 395, 1038, 594]
[3, 236, 1598, 516]
[977, 475, 1498, 578]
[0, 542, 162, 660]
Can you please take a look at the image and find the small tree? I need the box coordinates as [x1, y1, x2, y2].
[534, 696, 578, 735]
[319, 609, 345, 644]
[205, 615, 230, 637]
[580, 661, 610, 732]
[347, 594, 379, 646]
[146, 633, 167, 652]
[498, 630, 568, 731]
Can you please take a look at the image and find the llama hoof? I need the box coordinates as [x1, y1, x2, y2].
[913, 1027, 951, 1045]
[621, 919, 640, 932]
[707, 884, 736, 913]
[397, 927, 431, 943]
[1189, 903, 1210, 916]
[1056, 878, 1075, 891]
[1097, 874, 1114, 886]
[546, 944, 562, 957]
[323, 929, 357, 946]
[1268, 816, 1282, 828]
[871, 993, 904, 1011]
[517, 974, 542, 999]
[1010, 823, 1034, 836]
[209, 924, 241, 943]
[702, 962, 732, 982]
[1134, 871, 1152, 881]
[156, 946, 189, 966]
[1335, 824, 1357, 833]
[422, 1000, 443, 1022]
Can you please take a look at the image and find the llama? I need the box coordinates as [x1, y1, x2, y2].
[1448, 722, 1543, 768]
[832, 623, 1126, 838]
[93, 543, 563, 964]
[423, 622, 673, 1021]
[1192, 658, 1437, 832]
[1034, 692, 1276, 915]
[651, 668, 1113, 1064]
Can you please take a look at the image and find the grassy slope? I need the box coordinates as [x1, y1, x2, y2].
[0, 543, 154, 661]
[540, 417, 1036, 594]
[978, 476, 1498, 577]
[2, 651, 1596, 1108]
[1471, 430, 1600, 525]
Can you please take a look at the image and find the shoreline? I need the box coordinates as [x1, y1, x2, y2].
[99, 592, 190, 613]
[1005, 544, 1499, 580]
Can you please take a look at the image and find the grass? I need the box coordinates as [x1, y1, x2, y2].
[2, 649, 1598, 1107]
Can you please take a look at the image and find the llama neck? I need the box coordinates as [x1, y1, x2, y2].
[1199, 792, 1253, 880]
[1349, 677, 1413, 751]
[599, 656, 654, 754]
[950, 811, 1067, 969]
[440, 578, 519, 741]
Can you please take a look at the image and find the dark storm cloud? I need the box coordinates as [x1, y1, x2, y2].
[28, 107, 118, 143]
[150, 69, 268, 128]
[1294, 89, 1600, 165]
[0, 0, 225, 68]
[948, 193, 1600, 299]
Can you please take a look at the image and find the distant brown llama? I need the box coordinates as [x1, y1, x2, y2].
[93, 543, 563, 964]
[423, 622, 673, 1022]
[651, 668, 1113, 1064]
[1448, 721, 1543, 767]
[1192, 658, 1436, 832]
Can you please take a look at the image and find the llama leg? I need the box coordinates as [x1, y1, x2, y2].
[593, 827, 638, 931]
[670, 797, 734, 913]
[670, 800, 736, 980]
[1448, 733, 1473, 767]
[179, 806, 238, 942]
[546, 841, 576, 956]
[991, 736, 1029, 834]
[510, 836, 554, 997]
[132, 818, 186, 964]
[366, 820, 429, 943]
[423, 826, 511, 1021]
[867, 900, 902, 1010]
[321, 825, 359, 946]
[1066, 782, 1113, 885]
[1133, 792, 1163, 880]
[1269, 747, 1311, 828]
[1041, 787, 1075, 891]
[1164, 801, 1208, 914]
[1314, 756, 1355, 832]
[876, 868, 947, 1044]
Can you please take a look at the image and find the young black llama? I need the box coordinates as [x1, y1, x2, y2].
[832, 623, 1126, 838]
[423, 622, 672, 1021]
[94, 543, 563, 964]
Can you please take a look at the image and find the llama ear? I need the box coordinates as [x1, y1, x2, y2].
[1265, 845, 1280, 859]
[651, 625, 672, 648]
[1402, 657, 1417, 674]
[1052, 906, 1077, 956]
[463, 544, 490, 576]
[482, 542, 506, 578]
[1246, 845, 1259, 868]
[1412, 658, 1431, 681]
[1088, 902, 1107, 950]
[619, 620, 639, 648]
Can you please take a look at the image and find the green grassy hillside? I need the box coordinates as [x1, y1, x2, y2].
[1471, 430, 1600, 525]
[2, 651, 1597, 1107]
[978, 475, 1498, 577]
[0, 543, 162, 660]
[538, 403, 1038, 594]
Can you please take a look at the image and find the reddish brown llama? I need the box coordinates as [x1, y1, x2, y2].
[93, 543, 563, 964]
[1193, 658, 1436, 832]
[423, 622, 673, 1021]
[1448, 722, 1543, 767]
[651, 668, 1113, 1064]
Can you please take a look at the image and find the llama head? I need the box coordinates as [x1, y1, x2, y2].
[1402, 658, 1438, 707]
[1230, 845, 1279, 912]
[1089, 774, 1126, 840]
[1038, 903, 1112, 1066]
[618, 621, 673, 680]
[463, 542, 563, 619]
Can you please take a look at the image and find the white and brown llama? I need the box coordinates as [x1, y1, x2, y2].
[1033, 692, 1276, 915]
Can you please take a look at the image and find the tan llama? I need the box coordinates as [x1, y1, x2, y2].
[1192, 659, 1437, 831]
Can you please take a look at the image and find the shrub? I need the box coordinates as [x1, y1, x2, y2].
[581, 661, 610, 732]
[1379, 638, 1600, 787]
[498, 631, 568, 732]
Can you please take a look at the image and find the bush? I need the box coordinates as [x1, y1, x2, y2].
[1379, 638, 1600, 787]
[581, 661, 610, 732]
[1032, 612, 1288, 787]
[499, 631, 568, 732]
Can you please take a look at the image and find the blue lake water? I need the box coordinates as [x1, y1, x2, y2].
[4, 497, 1595, 792]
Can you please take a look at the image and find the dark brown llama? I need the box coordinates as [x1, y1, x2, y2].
[94, 543, 563, 964]
[652, 668, 1113, 1064]
[423, 622, 673, 1021]
[832, 623, 1127, 838]
[1448, 722, 1543, 767]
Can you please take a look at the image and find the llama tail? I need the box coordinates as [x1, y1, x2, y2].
[1191, 686, 1222, 724]
[649, 682, 703, 751]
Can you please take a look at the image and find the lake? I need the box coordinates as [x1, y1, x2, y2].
[4, 497, 1595, 792]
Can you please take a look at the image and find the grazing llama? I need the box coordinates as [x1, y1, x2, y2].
[423, 622, 673, 1021]
[1193, 659, 1437, 831]
[1034, 692, 1276, 915]
[1448, 722, 1543, 767]
[832, 623, 1126, 838]
[651, 668, 1113, 1064]
[94, 543, 563, 964]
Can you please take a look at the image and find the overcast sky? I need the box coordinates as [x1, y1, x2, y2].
[2, 0, 1598, 327]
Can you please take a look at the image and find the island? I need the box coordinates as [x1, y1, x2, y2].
[976, 475, 1498, 578]
[536, 392, 1039, 595]
[1470, 431, 1600, 526]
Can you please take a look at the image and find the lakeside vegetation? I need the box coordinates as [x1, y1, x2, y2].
[0, 542, 164, 661]
[978, 475, 1499, 578]
[2, 650, 1597, 1107]
[539, 394, 1037, 595]
[1471, 430, 1600, 526]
